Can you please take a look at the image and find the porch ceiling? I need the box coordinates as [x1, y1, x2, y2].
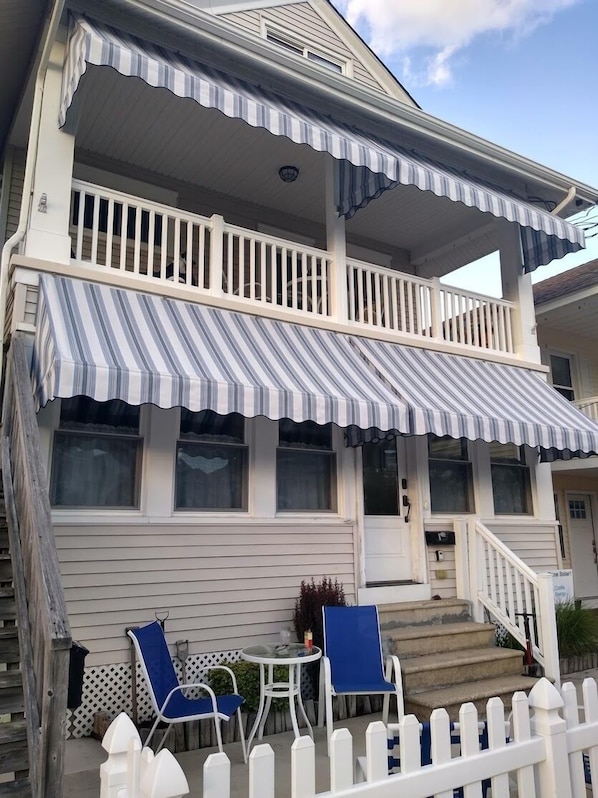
[71, 66, 500, 277]
[536, 294, 598, 340]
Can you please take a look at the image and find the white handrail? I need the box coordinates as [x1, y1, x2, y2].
[467, 518, 560, 685]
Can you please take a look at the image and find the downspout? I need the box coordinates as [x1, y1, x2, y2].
[0, 0, 66, 385]
[551, 186, 577, 217]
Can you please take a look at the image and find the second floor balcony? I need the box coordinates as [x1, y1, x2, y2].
[66, 179, 517, 358]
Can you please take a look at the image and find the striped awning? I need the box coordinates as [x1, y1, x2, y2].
[346, 338, 598, 456]
[60, 14, 584, 272]
[31, 275, 410, 433]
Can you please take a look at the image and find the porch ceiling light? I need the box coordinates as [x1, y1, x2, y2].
[279, 165, 299, 183]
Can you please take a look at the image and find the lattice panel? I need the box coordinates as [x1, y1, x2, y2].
[67, 649, 241, 738]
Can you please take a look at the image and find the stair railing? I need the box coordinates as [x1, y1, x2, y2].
[1, 333, 72, 798]
[456, 517, 560, 686]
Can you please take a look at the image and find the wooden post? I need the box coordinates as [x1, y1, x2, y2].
[325, 160, 348, 324]
[529, 677, 573, 798]
[291, 736, 315, 798]
[209, 214, 224, 297]
[249, 744, 274, 798]
[537, 573, 560, 688]
[429, 277, 443, 340]
[100, 713, 141, 798]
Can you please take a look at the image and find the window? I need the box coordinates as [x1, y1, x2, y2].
[550, 354, 575, 401]
[428, 436, 473, 513]
[50, 397, 142, 508]
[265, 28, 345, 74]
[277, 420, 336, 511]
[175, 410, 247, 511]
[490, 443, 531, 515]
[362, 440, 399, 516]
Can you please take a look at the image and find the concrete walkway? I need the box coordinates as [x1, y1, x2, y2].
[63, 669, 598, 798]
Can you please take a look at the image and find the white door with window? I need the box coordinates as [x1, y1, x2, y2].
[568, 494, 598, 604]
[362, 438, 411, 584]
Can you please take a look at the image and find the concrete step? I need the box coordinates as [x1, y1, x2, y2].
[386, 621, 496, 657]
[378, 599, 470, 630]
[404, 674, 539, 722]
[400, 647, 525, 693]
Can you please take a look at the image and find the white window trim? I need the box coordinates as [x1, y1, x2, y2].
[549, 349, 578, 400]
[260, 19, 352, 77]
[46, 397, 148, 517]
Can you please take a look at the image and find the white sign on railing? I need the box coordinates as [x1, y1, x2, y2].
[550, 569, 575, 603]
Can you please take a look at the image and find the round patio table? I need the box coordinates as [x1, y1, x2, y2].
[241, 642, 321, 749]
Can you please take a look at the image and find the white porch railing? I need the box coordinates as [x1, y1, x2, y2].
[70, 180, 516, 355]
[463, 518, 560, 686]
[574, 396, 598, 423]
[100, 678, 598, 798]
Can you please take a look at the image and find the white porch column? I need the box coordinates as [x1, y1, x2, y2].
[24, 41, 75, 264]
[325, 159, 348, 323]
[498, 219, 541, 363]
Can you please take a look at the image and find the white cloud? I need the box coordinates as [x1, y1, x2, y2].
[335, 0, 580, 85]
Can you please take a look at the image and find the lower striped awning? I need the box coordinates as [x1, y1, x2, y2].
[348, 337, 598, 456]
[31, 275, 410, 434]
[32, 275, 598, 458]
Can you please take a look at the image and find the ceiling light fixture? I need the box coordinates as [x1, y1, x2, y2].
[279, 165, 299, 183]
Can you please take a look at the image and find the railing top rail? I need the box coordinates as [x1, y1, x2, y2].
[4, 335, 71, 645]
[574, 396, 598, 408]
[474, 518, 539, 585]
[346, 256, 433, 285]
[222, 221, 331, 258]
[440, 281, 515, 308]
[71, 178, 212, 226]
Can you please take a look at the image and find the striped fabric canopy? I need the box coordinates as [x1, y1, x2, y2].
[31, 275, 410, 433]
[347, 337, 598, 455]
[60, 14, 584, 272]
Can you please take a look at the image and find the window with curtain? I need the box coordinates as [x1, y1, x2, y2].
[428, 436, 473, 513]
[175, 409, 247, 510]
[277, 419, 336, 511]
[50, 396, 142, 508]
[490, 443, 532, 515]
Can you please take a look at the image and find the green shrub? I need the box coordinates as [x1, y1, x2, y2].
[293, 577, 346, 650]
[555, 601, 598, 657]
[208, 660, 288, 712]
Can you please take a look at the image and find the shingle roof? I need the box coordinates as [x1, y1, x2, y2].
[533, 258, 598, 305]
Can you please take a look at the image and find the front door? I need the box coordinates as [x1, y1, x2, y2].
[568, 493, 598, 603]
[362, 438, 411, 584]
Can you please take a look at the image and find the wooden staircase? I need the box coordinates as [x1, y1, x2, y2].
[380, 599, 539, 721]
[0, 482, 30, 797]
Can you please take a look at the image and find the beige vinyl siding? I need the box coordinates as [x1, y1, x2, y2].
[222, 3, 387, 94]
[487, 522, 560, 572]
[55, 521, 356, 666]
[5, 148, 25, 242]
[427, 547, 457, 599]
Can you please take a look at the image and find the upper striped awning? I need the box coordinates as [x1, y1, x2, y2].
[31, 275, 410, 433]
[59, 14, 584, 273]
[347, 338, 598, 456]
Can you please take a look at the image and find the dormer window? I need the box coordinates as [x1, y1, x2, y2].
[265, 26, 345, 74]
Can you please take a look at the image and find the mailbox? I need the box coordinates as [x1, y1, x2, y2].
[425, 530, 455, 546]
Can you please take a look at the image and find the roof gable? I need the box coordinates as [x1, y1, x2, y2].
[210, 0, 417, 104]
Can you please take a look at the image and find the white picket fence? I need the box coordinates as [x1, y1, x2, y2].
[100, 676, 598, 798]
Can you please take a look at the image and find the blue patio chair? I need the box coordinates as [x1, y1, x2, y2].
[128, 621, 247, 762]
[319, 605, 404, 749]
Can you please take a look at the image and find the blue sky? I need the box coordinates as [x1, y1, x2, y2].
[333, 0, 598, 295]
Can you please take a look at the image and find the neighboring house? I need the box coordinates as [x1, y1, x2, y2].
[1, 0, 598, 755]
[534, 259, 598, 607]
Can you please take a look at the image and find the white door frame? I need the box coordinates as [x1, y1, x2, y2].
[565, 490, 598, 603]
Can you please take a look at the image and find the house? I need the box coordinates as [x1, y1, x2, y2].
[534, 258, 598, 607]
[2, 0, 598, 792]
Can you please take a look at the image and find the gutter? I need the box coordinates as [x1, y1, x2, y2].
[0, 0, 66, 384]
[85, 0, 598, 207]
